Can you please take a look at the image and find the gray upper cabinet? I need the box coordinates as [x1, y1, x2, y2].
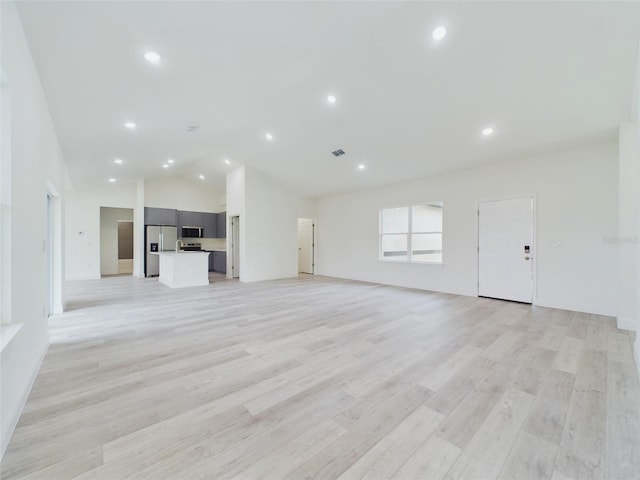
[176, 210, 224, 238]
[192, 212, 204, 228]
[144, 207, 177, 226]
[178, 210, 205, 229]
[176, 210, 186, 230]
[216, 212, 227, 238]
[202, 213, 217, 238]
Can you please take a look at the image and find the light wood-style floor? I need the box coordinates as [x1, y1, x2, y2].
[2, 274, 639, 480]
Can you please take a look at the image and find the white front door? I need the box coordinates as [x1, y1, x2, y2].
[298, 218, 314, 274]
[478, 197, 533, 303]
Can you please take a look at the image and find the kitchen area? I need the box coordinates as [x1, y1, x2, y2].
[144, 206, 227, 287]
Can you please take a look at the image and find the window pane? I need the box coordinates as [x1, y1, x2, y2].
[412, 233, 442, 263]
[412, 204, 442, 232]
[382, 207, 409, 234]
[382, 234, 408, 261]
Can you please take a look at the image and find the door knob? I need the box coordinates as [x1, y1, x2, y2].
[524, 256, 530, 260]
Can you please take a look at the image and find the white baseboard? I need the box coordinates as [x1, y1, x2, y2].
[65, 274, 100, 281]
[616, 316, 638, 331]
[0, 341, 49, 460]
[634, 339, 640, 383]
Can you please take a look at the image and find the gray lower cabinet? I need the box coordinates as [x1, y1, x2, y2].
[208, 252, 214, 272]
[212, 251, 226, 273]
[216, 212, 226, 238]
[144, 207, 177, 226]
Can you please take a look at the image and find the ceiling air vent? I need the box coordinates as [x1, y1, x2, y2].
[332, 149, 346, 157]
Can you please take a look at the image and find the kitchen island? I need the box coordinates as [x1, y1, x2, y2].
[151, 252, 210, 288]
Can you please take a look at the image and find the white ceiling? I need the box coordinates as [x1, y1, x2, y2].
[15, 1, 640, 196]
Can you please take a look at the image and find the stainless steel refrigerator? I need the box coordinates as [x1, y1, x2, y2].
[145, 225, 178, 277]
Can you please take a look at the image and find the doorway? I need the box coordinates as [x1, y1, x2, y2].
[478, 197, 534, 303]
[100, 207, 134, 276]
[46, 183, 63, 316]
[46, 193, 52, 318]
[117, 221, 134, 274]
[297, 218, 314, 275]
[231, 216, 240, 279]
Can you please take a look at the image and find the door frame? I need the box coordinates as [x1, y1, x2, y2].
[476, 194, 537, 305]
[297, 217, 315, 275]
[230, 215, 240, 279]
[46, 181, 63, 315]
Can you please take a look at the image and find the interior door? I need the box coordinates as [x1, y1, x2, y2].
[478, 197, 533, 303]
[298, 218, 314, 274]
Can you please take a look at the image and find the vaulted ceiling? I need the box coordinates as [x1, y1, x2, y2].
[15, 1, 640, 196]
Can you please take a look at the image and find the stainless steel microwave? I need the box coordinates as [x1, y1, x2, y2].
[181, 226, 203, 238]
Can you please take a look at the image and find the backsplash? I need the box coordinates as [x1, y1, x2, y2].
[200, 238, 226, 250]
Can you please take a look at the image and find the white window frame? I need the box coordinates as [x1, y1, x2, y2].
[379, 202, 443, 265]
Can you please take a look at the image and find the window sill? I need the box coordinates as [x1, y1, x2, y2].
[378, 259, 444, 266]
[1, 323, 24, 353]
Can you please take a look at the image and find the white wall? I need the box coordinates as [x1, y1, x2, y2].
[65, 175, 225, 280]
[134, 179, 144, 278]
[620, 121, 640, 381]
[144, 175, 224, 213]
[225, 167, 316, 282]
[226, 167, 245, 279]
[65, 183, 136, 280]
[617, 123, 640, 332]
[316, 141, 618, 316]
[100, 207, 133, 276]
[243, 168, 315, 282]
[0, 0, 69, 457]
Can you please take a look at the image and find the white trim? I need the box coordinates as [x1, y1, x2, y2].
[0, 323, 22, 353]
[379, 203, 444, 265]
[46, 182, 64, 315]
[616, 317, 638, 331]
[0, 341, 48, 460]
[535, 300, 614, 318]
[476, 194, 538, 305]
[634, 338, 640, 382]
[66, 274, 101, 281]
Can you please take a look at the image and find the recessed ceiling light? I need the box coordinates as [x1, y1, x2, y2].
[162, 164, 169, 169]
[327, 95, 337, 104]
[482, 127, 494, 136]
[224, 158, 231, 165]
[265, 133, 274, 141]
[358, 164, 366, 170]
[432, 26, 447, 41]
[167, 159, 174, 164]
[144, 51, 161, 64]
[108, 178, 116, 183]
[114, 158, 123, 165]
[124, 122, 136, 130]
[199, 174, 205, 180]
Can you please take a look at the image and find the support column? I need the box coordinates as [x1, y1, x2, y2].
[133, 178, 145, 278]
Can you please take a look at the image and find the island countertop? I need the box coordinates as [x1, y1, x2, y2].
[150, 251, 210, 256]
[152, 251, 210, 288]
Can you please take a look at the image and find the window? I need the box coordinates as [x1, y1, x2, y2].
[380, 202, 443, 264]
